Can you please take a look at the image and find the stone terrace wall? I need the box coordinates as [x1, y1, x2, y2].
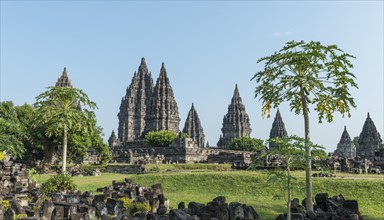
[111, 138, 256, 165]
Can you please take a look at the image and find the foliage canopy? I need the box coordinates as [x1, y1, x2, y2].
[228, 137, 266, 152]
[252, 40, 358, 122]
[34, 86, 97, 172]
[145, 130, 178, 147]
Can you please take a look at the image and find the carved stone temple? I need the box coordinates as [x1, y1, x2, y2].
[269, 109, 288, 150]
[183, 103, 205, 148]
[144, 63, 180, 134]
[117, 58, 154, 144]
[56, 67, 73, 88]
[357, 113, 384, 161]
[334, 126, 356, 159]
[110, 59, 256, 164]
[217, 84, 252, 148]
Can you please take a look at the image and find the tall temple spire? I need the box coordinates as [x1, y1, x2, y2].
[144, 62, 180, 133]
[218, 85, 252, 148]
[117, 58, 154, 144]
[233, 84, 239, 98]
[108, 130, 118, 148]
[334, 126, 356, 159]
[269, 109, 288, 149]
[55, 67, 73, 88]
[357, 113, 383, 160]
[183, 103, 205, 148]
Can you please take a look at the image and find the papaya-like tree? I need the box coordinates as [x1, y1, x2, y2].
[34, 86, 96, 173]
[252, 40, 358, 211]
[266, 135, 324, 220]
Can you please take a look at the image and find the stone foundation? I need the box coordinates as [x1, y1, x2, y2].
[111, 138, 256, 165]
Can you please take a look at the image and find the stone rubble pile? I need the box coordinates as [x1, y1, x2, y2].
[0, 176, 170, 220]
[0, 155, 35, 195]
[275, 193, 364, 220]
[170, 196, 261, 220]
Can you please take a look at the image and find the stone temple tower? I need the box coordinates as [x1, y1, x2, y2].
[117, 58, 154, 144]
[334, 126, 356, 159]
[357, 113, 383, 161]
[269, 109, 288, 150]
[218, 84, 252, 148]
[108, 130, 118, 148]
[144, 63, 180, 133]
[55, 67, 73, 88]
[183, 103, 205, 148]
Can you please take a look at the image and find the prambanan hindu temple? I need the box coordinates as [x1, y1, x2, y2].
[55, 58, 383, 168]
[106, 58, 259, 164]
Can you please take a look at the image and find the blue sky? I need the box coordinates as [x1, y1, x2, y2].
[1, 1, 383, 152]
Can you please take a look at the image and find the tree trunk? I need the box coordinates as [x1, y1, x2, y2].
[62, 126, 68, 173]
[42, 137, 56, 173]
[287, 165, 291, 220]
[300, 88, 313, 212]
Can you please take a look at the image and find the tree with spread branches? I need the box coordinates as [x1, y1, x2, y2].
[34, 86, 97, 173]
[252, 40, 358, 211]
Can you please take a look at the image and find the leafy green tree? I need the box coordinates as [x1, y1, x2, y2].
[228, 137, 266, 152]
[145, 130, 178, 147]
[0, 101, 49, 164]
[252, 40, 358, 211]
[312, 149, 328, 160]
[16, 103, 46, 165]
[266, 136, 323, 220]
[34, 86, 96, 172]
[0, 101, 27, 158]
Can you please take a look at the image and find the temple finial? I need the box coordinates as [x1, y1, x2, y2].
[233, 84, 240, 97]
[344, 125, 347, 131]
[367, 112, 370, 118]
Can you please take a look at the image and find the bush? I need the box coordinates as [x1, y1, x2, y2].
[28, 168, 39, 182]
[118, 197, 151, 214]
[0, 151, 5, 161]
[229, 137, 266, 152]
[145, 130, 178, 147]
[40, 174, 77, 195]
[99, 144, 112, 164]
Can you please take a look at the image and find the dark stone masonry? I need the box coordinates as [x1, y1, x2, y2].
[110, 58, 256, 165]
[117, 57, 154, 144]
[217, 84, 252, 149]
[357, 113, 383, 161]
[183, 103, 205, 148]
[334, 126, 356, 159]
[333, 113, 384, 171]
[269, 109, 288, 150]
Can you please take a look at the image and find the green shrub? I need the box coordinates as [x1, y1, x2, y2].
[145, 130, 178, 147]
[118, 197, 151, 214]
[40, 174, 77, 195]
[27, 168, 39, 182]
[229, 137, 266, 152]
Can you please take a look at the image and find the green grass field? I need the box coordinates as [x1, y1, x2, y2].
[36, 166, 384, 220]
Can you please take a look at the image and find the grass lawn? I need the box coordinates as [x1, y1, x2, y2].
[35, 167, 384, 220]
